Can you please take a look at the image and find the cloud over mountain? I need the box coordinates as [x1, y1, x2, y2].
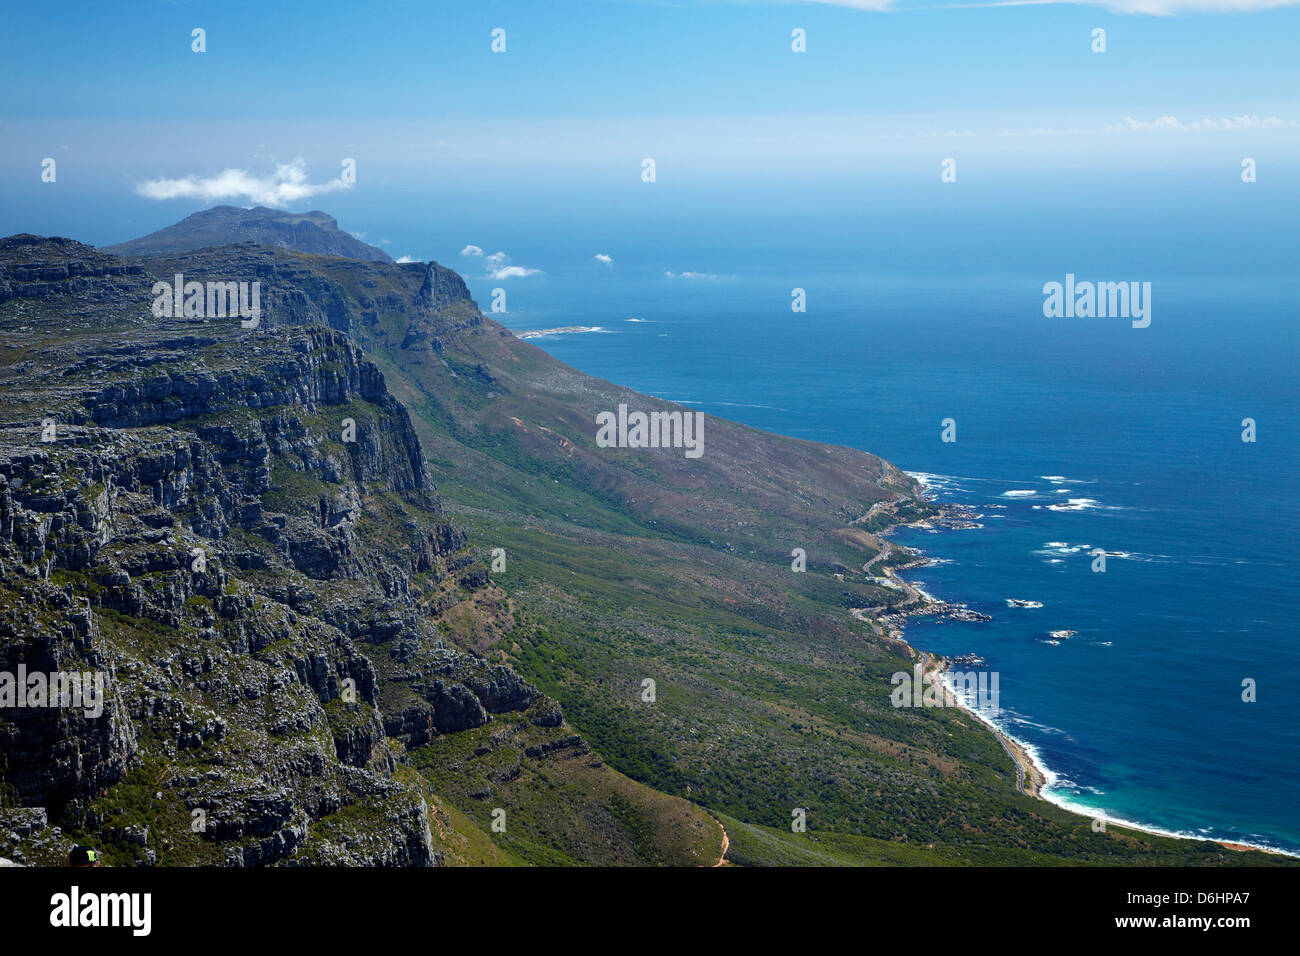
[136, 158, 351, 207]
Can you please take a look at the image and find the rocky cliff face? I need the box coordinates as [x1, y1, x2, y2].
[0, 235, 146, 305]
[0, 237, 553, 866]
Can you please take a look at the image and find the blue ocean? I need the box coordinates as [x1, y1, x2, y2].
[465, 260, 1300, 855]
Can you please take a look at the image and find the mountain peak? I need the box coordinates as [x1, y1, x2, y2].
[103, 205, 392, 263]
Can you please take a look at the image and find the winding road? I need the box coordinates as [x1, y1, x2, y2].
[857, 488, 1032, 798]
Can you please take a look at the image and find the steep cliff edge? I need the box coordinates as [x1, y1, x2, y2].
[0, 235, 721, 867]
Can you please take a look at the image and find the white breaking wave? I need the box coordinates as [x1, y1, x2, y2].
[1036, 542, 1091, 555]
[1047, 497, 1101, 511]
[905, 471, 969, 494]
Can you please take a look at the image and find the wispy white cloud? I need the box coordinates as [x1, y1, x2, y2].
[990, 115, 1292, 136]
[1105, 114, 1296, 131]
[480, 250, 543, 279]
[594, 253, 613, 265]
[395, 255, 419, 263]
[135, 158, 350, 207]
[997, 127, 1085, 136]
[665, 270, 719, 280]
[801, 0, 893, 10]
[490, 264, 543, 279]
[460, 244, 484, 257]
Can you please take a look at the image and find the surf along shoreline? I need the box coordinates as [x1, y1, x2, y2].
[865, 471, 1295, 860]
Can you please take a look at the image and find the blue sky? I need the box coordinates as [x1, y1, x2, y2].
[1, 0, 1296, 263]
[3, 0, 1295, 120]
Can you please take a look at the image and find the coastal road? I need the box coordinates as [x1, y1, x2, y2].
[859, 501, 1032, 799]
[865, 539, 891, 577]
[849, 540, 926, 651]
[858, 488, 1027, 796]
[860, 540, 923, 613]
[1005, 740, 1026, 794]
[857, 499, 891, 527]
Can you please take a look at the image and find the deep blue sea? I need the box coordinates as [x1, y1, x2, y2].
[471, 265, 1300, 855]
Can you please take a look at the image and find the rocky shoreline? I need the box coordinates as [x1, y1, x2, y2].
[851, 499, 992, 645]
[875, 482, 1300, 859]
[859, 491, 1047, 797]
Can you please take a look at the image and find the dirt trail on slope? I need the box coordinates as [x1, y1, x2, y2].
[705, 813, 730, 867]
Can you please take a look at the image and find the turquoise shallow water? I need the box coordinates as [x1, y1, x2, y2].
[484, 268, 1300, 854]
